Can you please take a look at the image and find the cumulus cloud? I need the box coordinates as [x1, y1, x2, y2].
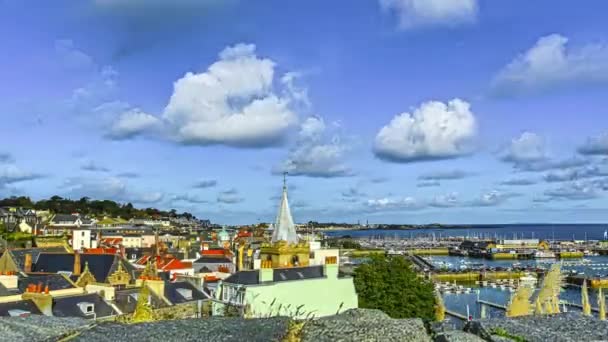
[370, 177, 389, 184]
[499, 178, 537, 186]
[107, 43, 304, 146]
[62, 176, 163, 204]
[493, 34, 608, 95]
[365, 196, 424, 211]
[0, 165, 44, 185]
[217, 189, 244, 204]
[499, 132, 547, 164]
[161, 43, 298, 147]
[543, 165, 608, 183]
[499, 132, 589, 172]
[80, 160, 110, 172]
[470, 190, 519, 207]
[417, 180, 440, 188]
[543, 181, 600, 201]
[374, 99, 476, 163]
[342, 187, 366, 199]
[379, 0, 478, 30]
[106, 108, 161, 140]
[171, 193, 209, 204]
[430, 193, 460, 208]
[275, 116, 352, 177]
[116, 172, 139, 178]
[193, 179, 218, 189]
[578, 132, 608, 156]
[418, 169, 471, 181]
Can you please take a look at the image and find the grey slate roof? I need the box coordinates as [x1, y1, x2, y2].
[51, 214, 79, 224]
[4, 247, 69, 271]
[223, 270, 260, 285]
[223, 265, 326, 286]
[32, 253, 137, 284]
[0, 300, 42, 317]
[164, 281, 208, 305]
[193, 256, 232, 264]
[52, 293, 118, 319]
[273, 265, 324, 282]
[18, 274, 76, 292]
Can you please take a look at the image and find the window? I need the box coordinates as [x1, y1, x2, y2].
[77, 302, 95, 315]
[82, 231, 85, 237]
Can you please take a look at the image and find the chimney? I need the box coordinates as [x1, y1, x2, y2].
[24, 253, 32, 273]
[259, 260, 274, 283]
[144, 279, 165, 299]
[0, 273, 18, 289]
[324, 256, 338, 278]
[73, 251, 81, 276]
[22, 289, 53, 316]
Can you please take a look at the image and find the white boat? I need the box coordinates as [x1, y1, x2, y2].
[535, 250, 556, 258]
[519, 273, 538, 288]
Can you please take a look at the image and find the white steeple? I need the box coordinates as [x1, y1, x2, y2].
[271, 172, 298, 244]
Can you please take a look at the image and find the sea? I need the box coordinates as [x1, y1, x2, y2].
[324, 224, 608, 323]
[324, 224, 608, 241]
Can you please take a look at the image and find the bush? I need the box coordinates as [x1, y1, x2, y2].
[354, 254, 436, 320]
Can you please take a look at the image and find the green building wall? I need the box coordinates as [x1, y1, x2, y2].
[216, 265, 358, 319]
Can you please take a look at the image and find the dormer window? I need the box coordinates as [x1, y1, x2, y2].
[78, 302, 95, 314]
[8, 309, 30, 317]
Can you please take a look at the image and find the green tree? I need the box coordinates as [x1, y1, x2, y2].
[354, 254, 436, 320]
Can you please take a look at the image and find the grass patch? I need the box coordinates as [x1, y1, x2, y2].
[491, 327, 528, 342]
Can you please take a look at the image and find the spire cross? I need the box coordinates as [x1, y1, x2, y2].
[283, 171, 288, 190]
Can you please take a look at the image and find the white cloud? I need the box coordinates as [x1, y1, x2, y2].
[543, 181, 600, 201]
[0, 165, 43, 184]
[365, 196, 423, 211]
[493, 34, 608, 94]
[374, 99, 476, 162]
[193, 179, 218, 188]
[499, 132, 591, 172]
[380, 0, 478, 29]
[171, 193, 209, 204]
[500, 132, 547, 164]
[430, 193, 460, 208]
[80, 160, 110, 172]
[217, 189, 244, 204]
[276, 116, 351, 177]
[63, 176, 163, 204]
[107, 108, 161, 140]
[578, 132, 608, 156]
[418, 169, 471, 181]
[543, 165, 608, 183]
[471, 190, 518, 207]
[499, 178, 537, 186]
[161, 43, 298, 147]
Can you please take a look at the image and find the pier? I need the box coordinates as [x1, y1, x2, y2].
[477, 299, 507, 310]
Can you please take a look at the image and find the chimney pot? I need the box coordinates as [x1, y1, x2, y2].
[24, 253, 33, 273]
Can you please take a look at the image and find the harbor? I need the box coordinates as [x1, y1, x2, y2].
[334, 227, 608, 323]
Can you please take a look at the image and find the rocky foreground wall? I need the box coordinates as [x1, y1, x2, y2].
[0, 309, 606, 341]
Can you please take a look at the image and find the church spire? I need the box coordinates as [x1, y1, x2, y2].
[272, 172, 298, 244]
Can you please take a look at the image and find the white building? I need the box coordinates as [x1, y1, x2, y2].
[72, 228, 95, 250]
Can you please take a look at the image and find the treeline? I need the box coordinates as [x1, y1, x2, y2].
[0, 196, 197, 221]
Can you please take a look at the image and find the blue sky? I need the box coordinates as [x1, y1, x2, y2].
[2, 0, 608, 224]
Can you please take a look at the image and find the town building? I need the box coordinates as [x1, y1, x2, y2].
[214, 177, 358, 318]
